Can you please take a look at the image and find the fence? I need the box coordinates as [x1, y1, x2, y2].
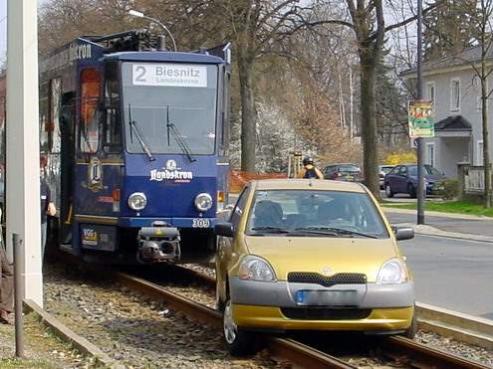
[457, 163, 490, 198]
[229, 170, 287, 193]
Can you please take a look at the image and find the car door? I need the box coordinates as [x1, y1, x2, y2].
[387, 166, 400, 193]
[396, 166, 409, 193]
[216, 186, 250, 303]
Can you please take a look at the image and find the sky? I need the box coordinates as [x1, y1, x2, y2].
[0, 0, 47, 64]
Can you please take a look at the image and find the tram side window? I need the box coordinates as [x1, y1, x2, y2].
[79, 68, 101, 154]
[102, 63, 122, 153]
[49, 78, 62, 153]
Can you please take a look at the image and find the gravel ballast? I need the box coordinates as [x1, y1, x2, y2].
[43, 264, 288, 369]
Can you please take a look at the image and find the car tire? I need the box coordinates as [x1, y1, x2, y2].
[385, 184, 394, 198]
[223, 298, 256, 356]
[403, 310, 417, 339]
[407, 184, 417, 198]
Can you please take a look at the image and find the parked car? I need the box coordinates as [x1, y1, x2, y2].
[323, 163, 362, 182]
[384, 164, 446, 198]
[379, 165, 395, 189]
[215, 179, 416, 356]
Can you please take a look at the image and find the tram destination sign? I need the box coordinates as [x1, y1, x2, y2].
[408, 100, 434, 138]
[132, 63, 207, 88]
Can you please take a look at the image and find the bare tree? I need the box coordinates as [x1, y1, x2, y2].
[471, 0, 493, 207]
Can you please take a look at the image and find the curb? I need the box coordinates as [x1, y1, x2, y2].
[383, 206, 493, 221]
[23, 299, 123, 369]
[395, 223, 493, 243]
[416, 302, 493, 350]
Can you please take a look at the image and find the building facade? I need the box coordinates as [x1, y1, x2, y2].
[403, 47, 492, 178]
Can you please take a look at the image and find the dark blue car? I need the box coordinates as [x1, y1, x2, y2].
[384, 164, 446, 198]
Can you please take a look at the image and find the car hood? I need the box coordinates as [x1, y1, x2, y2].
[244, 236, 398, 282]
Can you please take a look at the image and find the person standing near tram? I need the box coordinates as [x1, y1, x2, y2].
[40, 156, 56, 259]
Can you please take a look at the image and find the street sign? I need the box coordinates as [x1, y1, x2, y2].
[408, 100, 434, 138]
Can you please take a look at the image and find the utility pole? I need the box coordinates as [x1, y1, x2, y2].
[416, 0, 425, 225]
[6, 0, 43, 306]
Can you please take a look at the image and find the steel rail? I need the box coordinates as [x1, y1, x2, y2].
[115, 272, 357, 369]
[383, 336, 492, 369]
[171, 265, 493, 369]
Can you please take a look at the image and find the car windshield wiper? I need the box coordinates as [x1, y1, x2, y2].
[128, 104, 155, 161]
[165, 105, 196, 163]
[251, 226, 291, 234]
[294, 227, 378, 239]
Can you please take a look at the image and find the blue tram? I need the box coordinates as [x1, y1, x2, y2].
[33, 30, 231, 264]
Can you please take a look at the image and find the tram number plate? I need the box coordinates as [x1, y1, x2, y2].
[192, 218, 210, 228]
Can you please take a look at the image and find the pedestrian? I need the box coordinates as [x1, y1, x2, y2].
[298, 156, 324, 179]
[0, 209, 13, 325]
[41, 176, 56, 259]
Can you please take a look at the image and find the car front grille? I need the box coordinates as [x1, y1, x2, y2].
[281, 307, 372, 320]
[287, 272, 367, 287]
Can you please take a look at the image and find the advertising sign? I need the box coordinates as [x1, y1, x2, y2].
[408, 100, 434, 138]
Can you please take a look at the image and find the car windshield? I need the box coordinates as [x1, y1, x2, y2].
[246, 190, 388, 238]
[408, 165, 441, 176]
[380, 166, 394, 174]
[122, 62, 218, 155]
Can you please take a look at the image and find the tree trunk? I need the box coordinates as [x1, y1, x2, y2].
[238, 52, 257, 172]
[360, 56, 380, 198]
[481, 69, 491, 208]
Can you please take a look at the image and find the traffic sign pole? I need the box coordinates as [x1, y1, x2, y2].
[416, 0, 425, 225]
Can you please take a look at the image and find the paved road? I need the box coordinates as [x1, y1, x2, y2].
[399, 235, 493, 319]
[385, 210, 493, 237]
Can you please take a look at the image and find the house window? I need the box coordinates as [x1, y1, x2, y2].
[450, 78, 461, 111]
[426, 142, 435, 167]
[426, 82, 435, 109]
[477, 140, 484, 166]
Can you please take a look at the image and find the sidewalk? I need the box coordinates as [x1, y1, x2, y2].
[383, 207, 493, 242]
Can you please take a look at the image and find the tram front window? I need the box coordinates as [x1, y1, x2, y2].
[121, 62, 218, 155]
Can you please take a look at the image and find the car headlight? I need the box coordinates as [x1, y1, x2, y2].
[128, 192, 147, 211]
[195, 193, 213, 212]
[376, 258, 408, 284]
[239, 256, 276, 282]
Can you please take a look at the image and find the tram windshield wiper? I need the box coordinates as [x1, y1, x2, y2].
[165, 105, 196, 163]
[294, 227, 378, 239]
[128, 104, 155, 161]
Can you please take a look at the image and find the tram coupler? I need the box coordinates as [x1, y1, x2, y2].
[137, 221, 181, 263]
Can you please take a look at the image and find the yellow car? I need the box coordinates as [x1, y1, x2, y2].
[215, 179, 416, 355]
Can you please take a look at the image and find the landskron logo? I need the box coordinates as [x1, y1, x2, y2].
[150, 160, 193, 182]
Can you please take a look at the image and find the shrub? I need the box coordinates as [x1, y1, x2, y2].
[440, 179, 459, 200]
[384, 151, 417, 165]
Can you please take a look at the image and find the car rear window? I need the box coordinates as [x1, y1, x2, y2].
[246, 190, 389, 239]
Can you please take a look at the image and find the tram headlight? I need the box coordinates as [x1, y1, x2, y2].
[128, 192, 147, 211]
[376, 258, 407, 284]
[194, 193, 213, 212]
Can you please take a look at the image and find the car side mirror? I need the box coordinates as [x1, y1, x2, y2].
[215, 222, 234, 237]
[393, 226, 414, 241]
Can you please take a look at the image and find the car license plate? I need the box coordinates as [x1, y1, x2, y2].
[192, 218, 210, 228]
[295, 289, 358, 306]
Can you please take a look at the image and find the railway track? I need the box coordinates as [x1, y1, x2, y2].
[116, 267, 492, 369]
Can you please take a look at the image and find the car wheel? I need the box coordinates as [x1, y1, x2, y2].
[385, 184, 394, 198]
[403, 310, 417, 339]
[223, 298, 255, 356]
[407, 184, 417, 198]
